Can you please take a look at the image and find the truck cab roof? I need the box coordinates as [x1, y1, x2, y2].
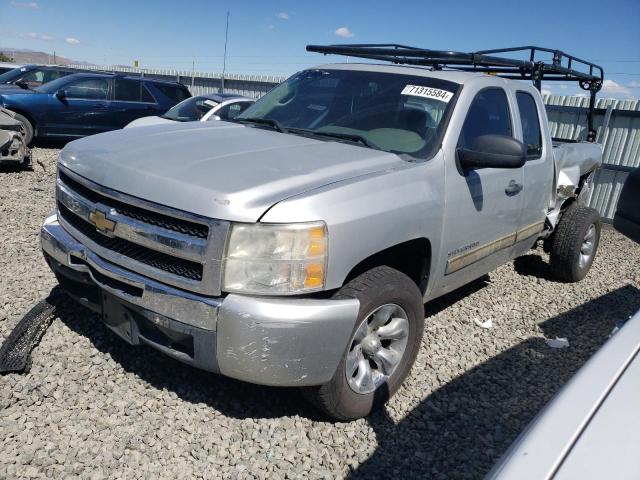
[313, 62, 500, 85]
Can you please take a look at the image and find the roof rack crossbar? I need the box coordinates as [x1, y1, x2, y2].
[306, 44, 603, 86]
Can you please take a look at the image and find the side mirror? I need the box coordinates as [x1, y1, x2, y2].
[207, 114, 222, 121]
[55, 89, 67, 100]
[15, 81, 29, 90]
[457, 134, 526, 170]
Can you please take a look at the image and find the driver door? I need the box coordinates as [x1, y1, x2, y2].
[436, 86, 524, 296]
[45, 77, 113, 138]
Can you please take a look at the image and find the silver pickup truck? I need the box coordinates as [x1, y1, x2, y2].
[40, 45, 606, 419]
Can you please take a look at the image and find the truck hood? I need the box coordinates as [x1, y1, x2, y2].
[59, 121, 406, 222]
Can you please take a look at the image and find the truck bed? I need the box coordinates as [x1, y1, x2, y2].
[553, 141, 602, 189]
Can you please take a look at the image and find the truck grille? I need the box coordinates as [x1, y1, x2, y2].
[56, 168, 228, 295]
[58, 203, 203, 281]
[59, 172, 209, 239]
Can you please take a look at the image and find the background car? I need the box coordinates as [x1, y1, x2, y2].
[125, 93, 254, 128]
[0, 64, 77, 93]
[0, 72, 191, 144]
[0, 62, 25, 75]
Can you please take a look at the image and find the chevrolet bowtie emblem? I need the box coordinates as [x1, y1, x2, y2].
[88, 210, 116, 234]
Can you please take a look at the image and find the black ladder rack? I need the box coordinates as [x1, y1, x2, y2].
[306, 44, 604, 141]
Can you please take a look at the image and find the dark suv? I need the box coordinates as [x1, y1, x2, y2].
[0, 72, 191, 144]
[0, 65, 77, 93]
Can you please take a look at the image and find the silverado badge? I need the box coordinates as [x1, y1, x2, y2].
[88, 210, 116, 234]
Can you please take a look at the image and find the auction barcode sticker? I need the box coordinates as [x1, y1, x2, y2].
[401, 85, 454, 103]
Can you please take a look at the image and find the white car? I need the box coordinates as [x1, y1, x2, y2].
[125, 93, 254, 128]
[487, 308, 640, 480]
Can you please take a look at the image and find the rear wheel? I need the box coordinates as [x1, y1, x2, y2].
[549, 203, 601, 282]
[304, 266, 425, 420]
[13, 112, 34, 146]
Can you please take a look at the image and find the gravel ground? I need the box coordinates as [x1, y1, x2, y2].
[1, 147, 639, 479]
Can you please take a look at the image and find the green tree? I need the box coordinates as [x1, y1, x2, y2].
[0, 51, 14, 62]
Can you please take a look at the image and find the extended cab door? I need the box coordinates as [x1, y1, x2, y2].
[435, 85, 524, 297]
[513, 89, 554, 243]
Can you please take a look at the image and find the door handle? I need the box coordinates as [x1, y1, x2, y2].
[94, 103, 107, 108]
[505, 180, 523, 195]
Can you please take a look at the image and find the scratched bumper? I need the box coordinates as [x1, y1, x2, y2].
[41, 210, 360, 386]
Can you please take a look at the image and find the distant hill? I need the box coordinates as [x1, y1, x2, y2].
[0, 48, 92, 66]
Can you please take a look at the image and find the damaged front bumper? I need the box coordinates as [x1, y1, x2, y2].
[0, 131, 28, 165]
[41, 210, 359, 386]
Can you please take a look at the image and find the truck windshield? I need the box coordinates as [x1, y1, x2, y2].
[237, 69, 459, 158]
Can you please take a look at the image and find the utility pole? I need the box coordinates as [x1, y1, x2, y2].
[53, 51, 56, 64]
[191, 59, 195, 88]
[221, 11, 229, 93]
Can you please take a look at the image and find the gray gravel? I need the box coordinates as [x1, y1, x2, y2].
[1, 147, 640, 479]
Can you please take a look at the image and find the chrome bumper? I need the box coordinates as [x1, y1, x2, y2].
[41, 211, 359, 386]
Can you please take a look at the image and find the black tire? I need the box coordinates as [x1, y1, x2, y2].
[12, 112, 34, 146]
[549, 203, 601, 282]
[304, 266, 425, 420]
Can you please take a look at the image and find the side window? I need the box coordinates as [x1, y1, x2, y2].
[140, 84, 156, 103]
[154, 84, 191, 104]
[237, 101, 252, 115]
[458, 88, 512, 150]
[219, 102, 246, 120]
[65, 78, 108, 100]
[20, 70, 45, 86]
[215, 104, 231, 120]
[516, 91, 542, 158]
[114, 78, 143, 102]
[42, 70, 67, 84]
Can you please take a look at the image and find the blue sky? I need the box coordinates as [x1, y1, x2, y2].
[1, 0, 639, 98]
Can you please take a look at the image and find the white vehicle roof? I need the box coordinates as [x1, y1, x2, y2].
[314, 62, 495, 85]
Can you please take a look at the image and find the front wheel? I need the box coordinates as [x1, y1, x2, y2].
[304, 266, 425, 420]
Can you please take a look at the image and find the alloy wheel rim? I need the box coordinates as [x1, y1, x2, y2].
[345, 303, 409, 394]
[579, 224, 596, 268]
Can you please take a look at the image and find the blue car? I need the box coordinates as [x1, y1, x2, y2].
[0, 64, 77, 93]
[0, 72, 191, 144]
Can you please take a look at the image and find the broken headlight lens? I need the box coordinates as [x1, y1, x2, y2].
[221, 222, 327, 295]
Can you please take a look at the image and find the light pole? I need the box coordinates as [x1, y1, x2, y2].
[221, 11, 229, 93]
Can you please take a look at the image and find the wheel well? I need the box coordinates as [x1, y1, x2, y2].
[344, 238, 431, 293]
[8, 109, 36, 129]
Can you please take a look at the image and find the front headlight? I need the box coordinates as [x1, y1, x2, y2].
[222, 222, 327, 295]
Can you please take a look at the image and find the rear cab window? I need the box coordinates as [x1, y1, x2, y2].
[515, 91, 542, 159]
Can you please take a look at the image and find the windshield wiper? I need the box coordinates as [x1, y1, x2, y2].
[237, 117, 286, 133]
[301, 130, 378, 149]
